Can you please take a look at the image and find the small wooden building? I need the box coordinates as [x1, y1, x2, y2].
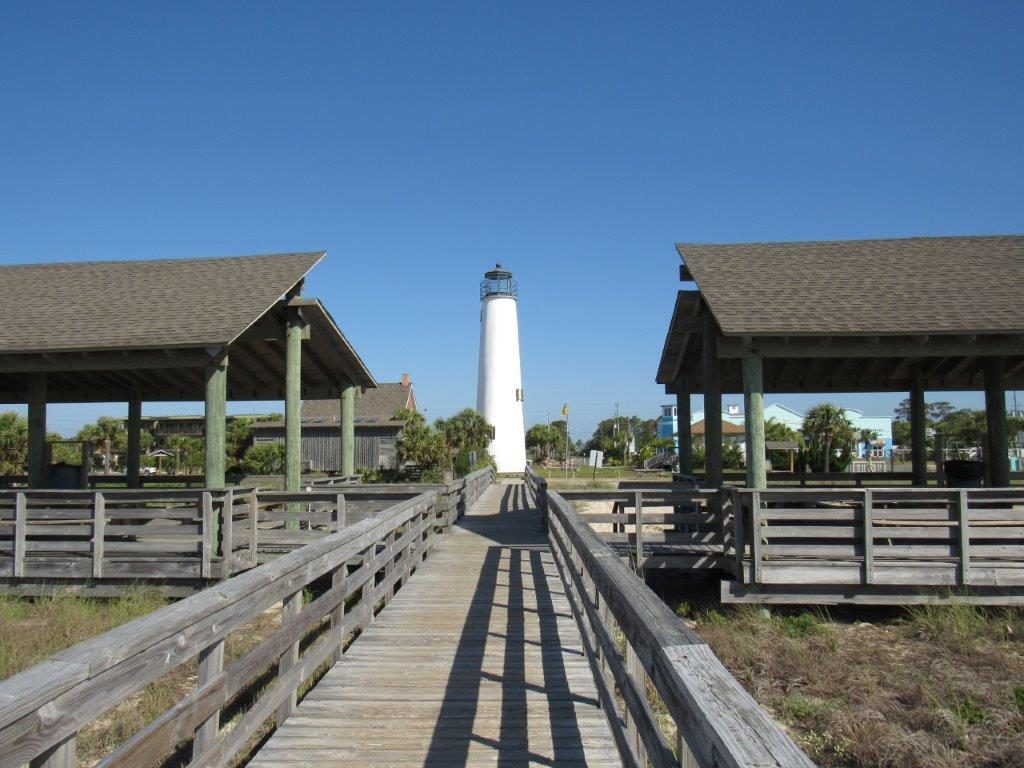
[252, 376, 417, 471]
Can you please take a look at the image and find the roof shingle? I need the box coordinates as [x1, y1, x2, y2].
[677, 235, 1024, 336]
[0, 252, 324, 353]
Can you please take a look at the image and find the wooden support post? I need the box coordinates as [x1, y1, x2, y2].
[340, 382, 355, 477]
[702, 310, 723, 490]
[27, 372, 47, 488]
[91, 493, 105, 579]
[910, 365, 928, 486]
[285, 309, 304, 496]
[192, 639, 225, 758]
[742, 356, 766, 489]
[277, 588, 303, 724]
[862, 489, 873, 585]
[675, 388, 693, 475]
[984, 357, 1010, 487]
[14, 492, 26, 578]
[204, 352, 228, 489]
[958, 490, 970, 585]
[126, 394, 142, 489]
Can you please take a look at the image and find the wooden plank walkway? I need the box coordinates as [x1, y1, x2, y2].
[249, 480, 622, 767]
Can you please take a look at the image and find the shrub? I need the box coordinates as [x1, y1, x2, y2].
[243, 443, 285, 474]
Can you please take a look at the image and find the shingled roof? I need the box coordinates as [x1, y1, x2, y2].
[0, 252, 376, 402]
[659, 235, 1024, 393]
[302, 381, 415, 425]
[678, 235, 1024, 336]
[0, 251, 324, 353]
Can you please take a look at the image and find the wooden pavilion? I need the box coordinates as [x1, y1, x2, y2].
[0, 252, 375, 490]
[657, 235, 1024, 489]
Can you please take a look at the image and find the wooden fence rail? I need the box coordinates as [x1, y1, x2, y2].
[0, 467, 497, 768]
[558, 488, 727, 572]
[0, 469, 495, 595]
[725, 487, 1024, 603]
[525, 468, 813, 768]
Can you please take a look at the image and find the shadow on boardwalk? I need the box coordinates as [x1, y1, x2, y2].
[248, 481, 619, 767]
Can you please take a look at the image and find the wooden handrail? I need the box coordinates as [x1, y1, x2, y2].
[0, 489, 444, 768]
[525, 466, 813, 768]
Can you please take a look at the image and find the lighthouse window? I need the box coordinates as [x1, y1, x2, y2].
[515, 388, 524, 402]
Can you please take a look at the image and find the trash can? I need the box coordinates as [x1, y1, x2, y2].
[48, 462, 82, 489]
[944, 459, 984, 488]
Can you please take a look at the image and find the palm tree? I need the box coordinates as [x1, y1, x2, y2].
[802, 404, 855, 473]
[858, 428, 880, 458]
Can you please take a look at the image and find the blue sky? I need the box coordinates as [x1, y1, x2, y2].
[1, 2, 1022, 439]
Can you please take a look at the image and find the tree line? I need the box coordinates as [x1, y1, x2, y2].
[0, 411, 280, 476]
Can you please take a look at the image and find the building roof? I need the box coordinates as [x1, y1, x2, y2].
[0, 252, 324, 353]
[0, 252, 376, 402]
[690, 419, 746, 436]
[252, 379, 416, 430]
[677, 235, 1024, 336]
[659, 235, 1024, 393]
[303, 381, 414, 423]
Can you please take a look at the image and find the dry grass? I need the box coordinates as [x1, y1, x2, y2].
[0, 586, 169, 680]
[0, 588, 281, 767]
[667, 593, 1024, 767]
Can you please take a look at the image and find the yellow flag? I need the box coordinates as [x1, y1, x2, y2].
[561, 403, 569, 417]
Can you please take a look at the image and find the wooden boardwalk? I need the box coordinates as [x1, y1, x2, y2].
[249, 480, 622, 767]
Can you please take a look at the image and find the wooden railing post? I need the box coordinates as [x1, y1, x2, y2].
[625, 642, 647, 765]
[538, 476, 549, 533]
[729, 488, 745, 580]
[13, 492, 26, 578]
[248, 489, 258, 568]
[30, 733, 76, 768]
[277, 588, 303, 724]
[958, 490, 970, 586]
[220, 490, 234, 579]
[751, 490, 762, 584]
[192, 638, 225, 758]
[200, 492, 213, 578]
[633, 491, 645, 576]
[333, 493, 346, 533]
[862, 489, 874, 585]
[92, 492, 105, 579]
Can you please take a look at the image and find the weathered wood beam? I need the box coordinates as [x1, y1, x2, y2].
[204, 352, 228, 490]
[910, 365, 927, 487]
[126, 395, 142, 490]
[340, 384, 356, 477]
[718, 335, 1024, 360]
[984, 358, 1010, 487]
[285, 310, 303, 494]
[0, 348, 216, 373]
[742, 358, 766, 488]
[939, 356, 979, 386]
[27, 373, 46, 488]
[675, 389, 692, 475]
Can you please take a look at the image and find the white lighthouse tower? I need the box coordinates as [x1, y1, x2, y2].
[476, 264, 527, 473]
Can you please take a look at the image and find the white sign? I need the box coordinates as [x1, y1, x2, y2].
[588, 450, 604, 468]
